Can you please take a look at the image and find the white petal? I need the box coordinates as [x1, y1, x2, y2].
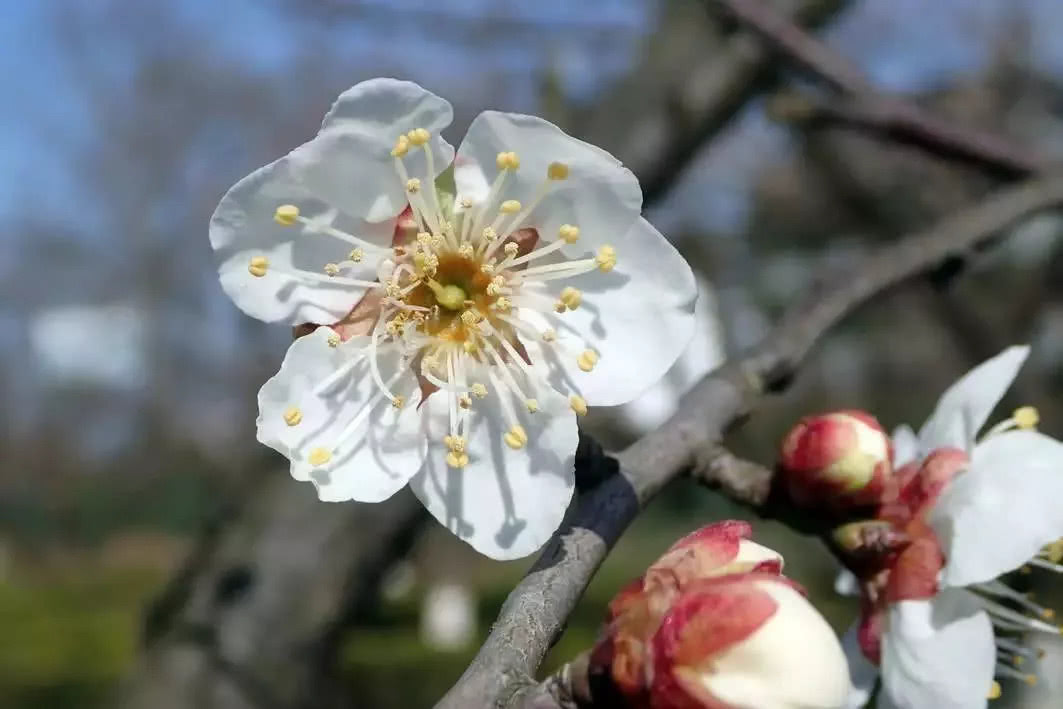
[521, 217, 696, 407]
[841, 621, 879, 709]
[892, 424, 920, 468]
[835, 569, 861, 598]
[455, 111, 642, 254]
[917, 345, 1030, 453]
[211, 157, 391, 324]
[294, 78, 455, 223]
[408, 360, 578, 560]
[257, 328, 427, 503]
[880, 591, 995, 709]
[933, 429, 1063, 586]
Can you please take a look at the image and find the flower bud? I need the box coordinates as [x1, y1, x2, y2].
[650, 574, 850, 709]
[778, 409, 893, 508]
[591, 523, 787, 704]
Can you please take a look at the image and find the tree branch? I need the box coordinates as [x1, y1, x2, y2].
[709, 0, 1050, 178]
[439, 176, 1063, 709]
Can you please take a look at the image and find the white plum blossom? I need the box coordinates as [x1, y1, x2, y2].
[209, 79, 697, 559]
[845, 345, 1063, 708]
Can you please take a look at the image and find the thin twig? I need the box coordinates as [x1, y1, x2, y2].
[710, 0, 1048, 177]
[439, 176, 1063, 709]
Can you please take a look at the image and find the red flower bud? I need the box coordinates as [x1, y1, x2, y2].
[779, 410, 893, 509]
[650, 574, 850, 709]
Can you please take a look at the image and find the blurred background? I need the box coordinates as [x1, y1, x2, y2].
[2, 0, 1063, 706]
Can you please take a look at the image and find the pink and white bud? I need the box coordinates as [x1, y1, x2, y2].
[650, 573, 851, 709]
[779, 409, 893, 509]
[643, 521, 783, 595]
[591, 524, 795, 706]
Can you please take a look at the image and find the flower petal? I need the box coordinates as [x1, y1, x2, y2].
[211, 157, 392, 324]
[257, 328, 427, 503]
[917, 345, 1030, 453]
[880, 591, 995, 709]
[522, 217, 697, 407]
[892, 424, 920, 468]
[455, 111, 642, 254]
[408, 358, 578, 560]
[841, 621, 879, 709]
[932, 429, 1063, 586]
[294, 78, 455, 223]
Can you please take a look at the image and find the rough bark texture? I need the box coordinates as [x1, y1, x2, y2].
[119, 478, 425, 709]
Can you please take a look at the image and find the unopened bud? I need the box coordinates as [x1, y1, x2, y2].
[778, 410, 893, 509]
[649, 574, 850, 709]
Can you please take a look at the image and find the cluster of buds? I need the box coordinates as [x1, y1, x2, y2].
[777, 410, 894, 510]
[589, 521, 850, 708]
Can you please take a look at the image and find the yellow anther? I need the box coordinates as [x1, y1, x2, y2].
[559, 286, 582, 310]
[495, 297, 512, 312]
[569, 395, 588, 416]
[460, 309, 482, 326]
[504, 424, 528, 450]
[248, 256, 269, 278]
[458, 394, 472, 409]
[577, 349, 599, 372]
[416, 231, 433, 246]
[525, 399, 539, 413]
[463, 341, 478, 354]
[445, 435, 467, 453]
[327, 332, 341, 347]
[482, 227, 498, 241]
[558, 224, 580, 244]
[407, 128, 430, 146]
[391, 395, 406, 409]
[324, 262, 340, 277]
[1025, 674, 1037, 686]
[596, 244, 617, 272]
[391, 135, 410, 157]
[458, 242, 475, 258]
[500, 199, 522, 214]
[283, 407, 303, 426]
[308, 447, 332, 466]
[1014, 655, 1025, 666]
[988, 681, 1001, 700]
[274, 204, 300, 226]
[1045, 608, 1057, 620]
[486, 275, 506, 296]
[503, 242, 519, 257]
[542, 328, 557, 342]
[1014, 406, 1039, 429]
[460, 197, 473, 209]
[348, 248, 364, 262]
[496, 151, 520, 170]
[471, 382, 488, 399]
[446, 451, 469, 468]
[406, 178, 421, 193]
[554, 301, 567, 314]
[480, 262, 495, 275]
[393, 245, 408, 258]
[547, 161, 570, 180]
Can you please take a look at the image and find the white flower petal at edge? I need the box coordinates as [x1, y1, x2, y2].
[409, 357, 578, 560]
[526, 217, 697, 406]
[932, 429, 1063, 587]
[257, 328, 426, 503]
[841, 621, 879, 709]
[455, 111, 643, 255]
[891, 424, 919, 468]
[880, 591, 995, 709]
[917, 345, 1029, 453]
[212, 157, 393, 324]
[300, 78, 455, 223]
[211, 78, 452, 324]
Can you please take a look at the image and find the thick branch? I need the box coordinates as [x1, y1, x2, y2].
[439, 176, 1063, 709]
[710, 0, 1048, 177]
